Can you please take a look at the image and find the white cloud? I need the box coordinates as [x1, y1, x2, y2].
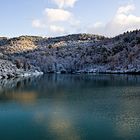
[117, 4, 135, 14]
[32, 19, 46, 29]
[87, 22, 105, 36]
[87, 4, 140, 37]
[93, 22, 104, 28]
[32, 7, 79, 36]
[52, 0, 78, 8]
[32, 0, 79, 36]
[44, 8, 72, 22]
[49, 25, 65, 33]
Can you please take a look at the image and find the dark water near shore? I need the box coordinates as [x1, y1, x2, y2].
[0, 74, 140, 140]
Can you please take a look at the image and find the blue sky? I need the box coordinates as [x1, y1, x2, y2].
[0, 0, 140, 37]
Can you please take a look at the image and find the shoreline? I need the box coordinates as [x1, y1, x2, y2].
[0, 71, 139, 80]
[0, 70, 44, 79]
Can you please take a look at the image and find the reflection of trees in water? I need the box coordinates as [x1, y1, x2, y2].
[39, 74, 140, 140]
[0, 76, 41, 91]
[0, 74, 140, 90]
[0, 74, 140, 101]
[41, 74, 140, 87]
[0, 76, 42, 101]
[0, 74, 140, 139]
[16, 78, 32, 89]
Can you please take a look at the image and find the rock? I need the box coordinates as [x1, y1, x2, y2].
[0, 59, 43, 79]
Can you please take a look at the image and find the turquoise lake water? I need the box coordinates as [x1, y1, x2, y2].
[0, 74, 140, 140]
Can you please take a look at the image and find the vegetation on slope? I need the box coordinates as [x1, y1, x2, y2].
[0, 30, 140, 75]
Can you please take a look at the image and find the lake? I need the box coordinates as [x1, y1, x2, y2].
[0, 74, 140, 140]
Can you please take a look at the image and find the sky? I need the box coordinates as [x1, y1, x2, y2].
[0, 0, 140, 37]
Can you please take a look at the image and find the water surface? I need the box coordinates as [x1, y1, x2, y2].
[0, 74, 140, 140]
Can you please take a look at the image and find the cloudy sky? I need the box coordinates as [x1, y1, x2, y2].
[0, 0, 140, 37]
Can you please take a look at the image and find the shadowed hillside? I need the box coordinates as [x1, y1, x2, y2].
[0, 31, 140, 77]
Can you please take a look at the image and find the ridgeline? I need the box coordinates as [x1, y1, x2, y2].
[0, 30, 140, 78]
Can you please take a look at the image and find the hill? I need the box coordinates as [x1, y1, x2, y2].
[0, 30, 140, 78]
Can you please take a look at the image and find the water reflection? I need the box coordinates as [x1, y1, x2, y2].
[0, 74, 140, 140]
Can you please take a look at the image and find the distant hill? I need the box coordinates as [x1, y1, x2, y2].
[0, 30, 140, 77]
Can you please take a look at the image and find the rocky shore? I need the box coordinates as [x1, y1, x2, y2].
[0, 59, 43, 79]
